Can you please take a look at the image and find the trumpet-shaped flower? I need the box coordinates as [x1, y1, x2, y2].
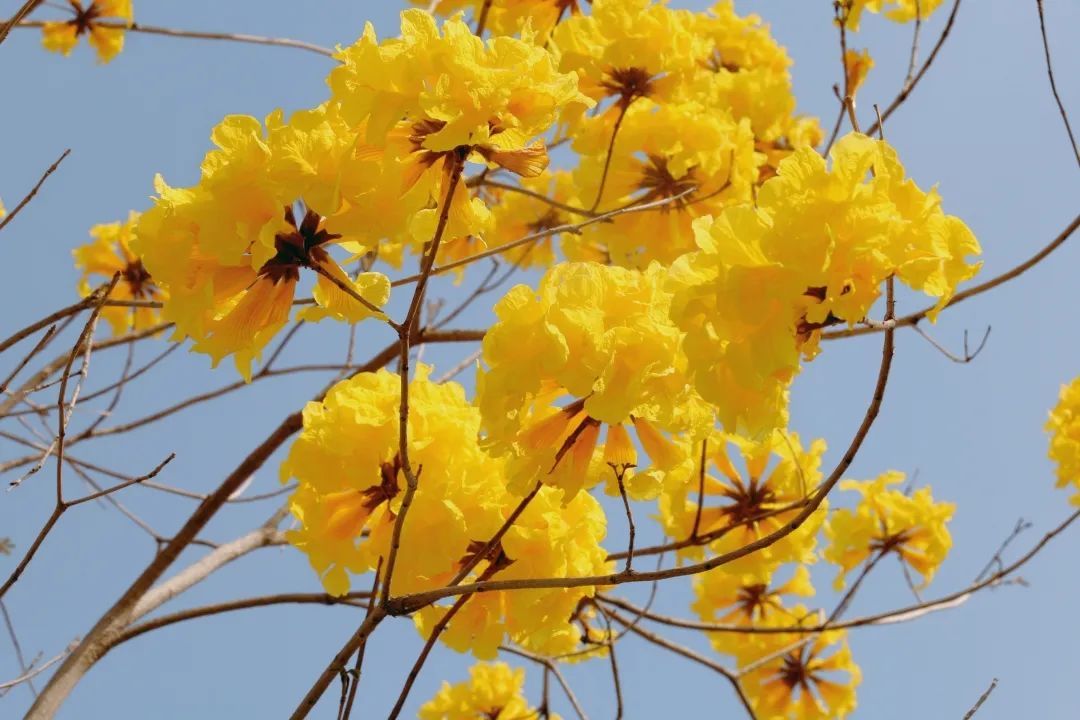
[416, 482, 611, 658]
[477, 261, 711, 499]
[739, 623, 861, 720]
[669, 133, 981, 435]
[72, 211, 165, 335]
[41, 0, 133, 64]
[132, 106, 390, 380]
[419, 662, 557, 720]
[692, 564, 815, 656]
[1047, 376, 1080, 504]
[824, 471, 955, 590]
[659, 429, 827, 570]
[843, 49, 874, 96]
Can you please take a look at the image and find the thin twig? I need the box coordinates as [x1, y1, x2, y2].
[0, 149, 70, 234]
[866, 0, 963, 137]
[1034, 0, 1079, 167]
[0, 600, 38, 697]
[340, 558, 383, 720]
[15, 18, 334, 57]
[962, 678, 999, 719]
[912, 324, 991, 363]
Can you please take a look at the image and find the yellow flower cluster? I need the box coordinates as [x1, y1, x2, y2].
[419, 662, 556, 720]
[72, 211, 165, 335]
[824, 471, 955, 590]
[284, 367, 610, 656]
[670, 133, 981, 435]
[328, 10, 590, 262]
[548, 0, 821, 268]
[1046, 377, 1080, 504]
[42, 0, 133, 64]
[477, 261, 711, 499]
[131, 106, 391, 380]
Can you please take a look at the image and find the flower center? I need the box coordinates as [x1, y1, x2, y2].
[121, 257, 158, 299]
[259, 205, 341, 284]
[600, 66, 658, 104]
[719, 477, 777, 526]
[637, 155, 698, 209]
[69, 1, 103, 35]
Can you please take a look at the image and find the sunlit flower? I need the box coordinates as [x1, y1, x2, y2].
[41, 0, 133, 64]
[843, 48, 873, 96]
[72, 211, 165, 335]
[669, 133, 981, 435]
[329, 10, 590, 258]
[740, 625, 861, 720]
[416, 481, 611, 658]
[132, 107, 390, 380]
[477, 261, 711, 499]
[659, 429, 827, 570]
[1047, 376, 1080, 505]
[416, 0, 586, 40]
[824, 471, 955, 590]
[419, 662, 557, 720]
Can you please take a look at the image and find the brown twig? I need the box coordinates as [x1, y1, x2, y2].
[0, 0, 43, 47]
[604, 606, 757, 719]
[390, 186, 697, 287]
[112, 592, 371, 648]
[912, 324, 991, 363]
[15, 18, 334, 57]
[0, 149, 70, 234]
[865, 0, 963, 137]
[339, 558, 383, 720]
[1034, 0, 1079, 167]
[590, 99, 632, 212]
[962, 678, 999, 719]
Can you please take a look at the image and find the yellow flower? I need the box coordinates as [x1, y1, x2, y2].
[328, 10, 590, 259]
[682, 1, 822, 172]
[477, 261, 711, 499]
[693, 565, 815, 626]
[72, 211, 165, 335]
[566, 98, 758, 267]
[419, 662, 558, 720]
[416, 482, 611, 658]
[659, 429, 827, 570]
[739, 624, 861, 720]
[1046, 376, 1080, 505]
[283, 367, 509, 597]
[0, 197, 6, 218]
[669, 133, 981, 435]
[824, 471, 955, 590]
[843, 0, 948, 31]
[843, 48, 873, 96]
[552, 0, 705, 113]
[41, 0, 133, 64]
[132, 106, 390, 380]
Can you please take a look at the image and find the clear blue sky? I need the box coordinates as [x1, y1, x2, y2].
[1, 1, 1078, 717]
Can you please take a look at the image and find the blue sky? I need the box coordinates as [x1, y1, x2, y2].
[1, 0, 1078, 717]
